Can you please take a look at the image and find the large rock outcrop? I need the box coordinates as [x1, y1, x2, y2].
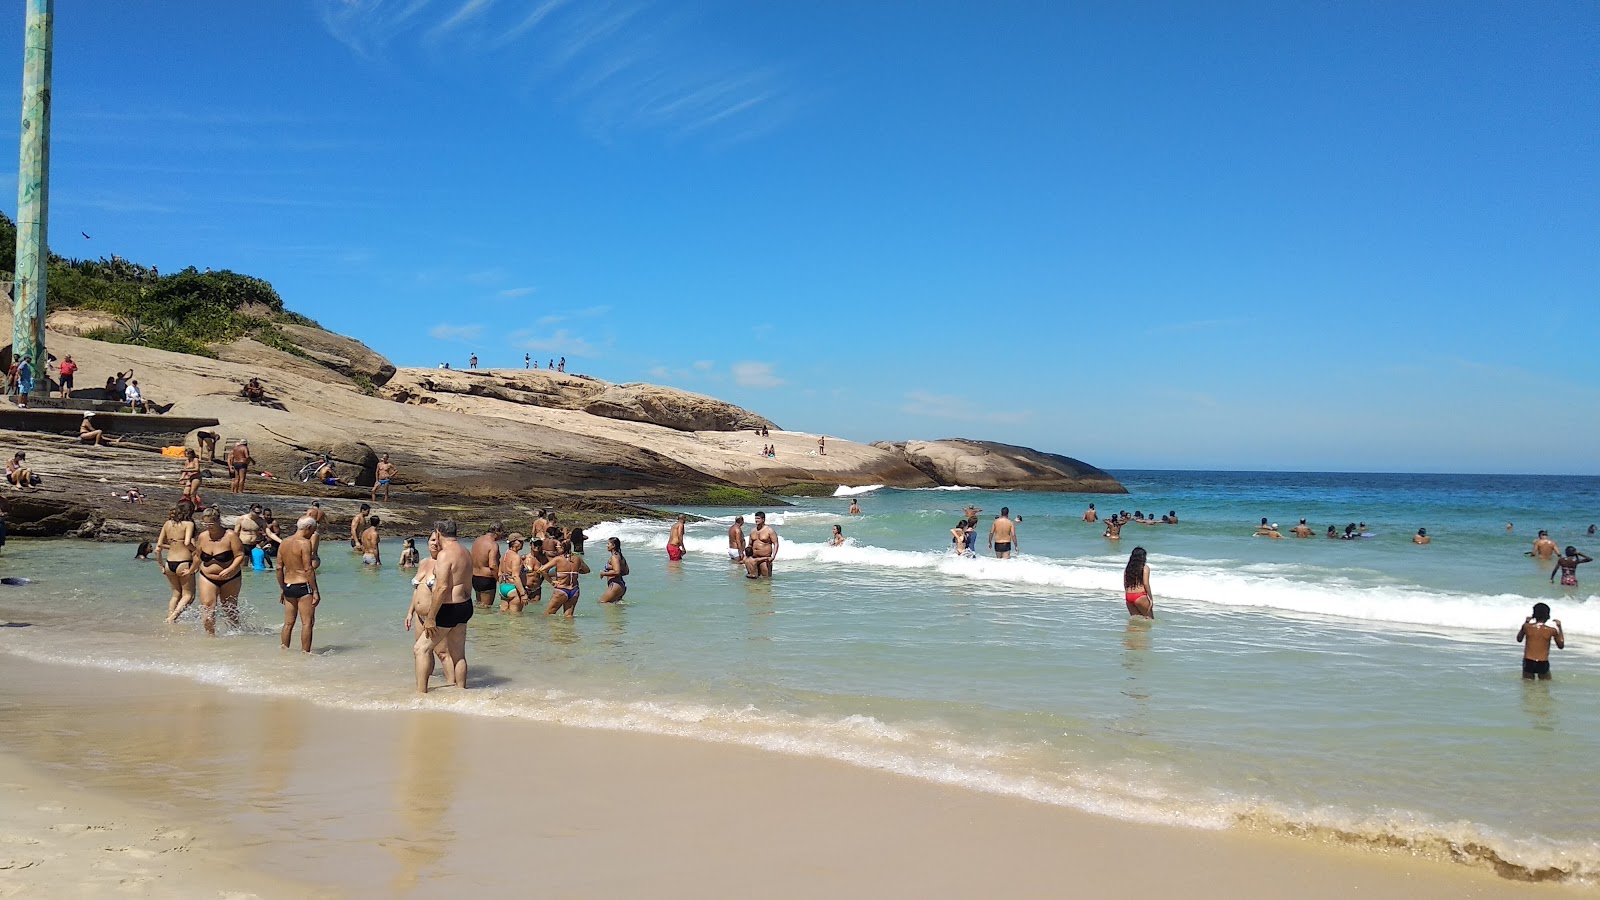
[275, 323, 396, 387]
[582, 383, 774, 432]
[872, 439, 1126, 493]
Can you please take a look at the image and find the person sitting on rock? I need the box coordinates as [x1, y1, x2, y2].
[125, 379, 152, 413]
[5, 452, 39, 488]
[243, 378, 266, 403]
[78, 412, 122, 446]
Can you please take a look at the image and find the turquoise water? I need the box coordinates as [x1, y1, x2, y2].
[1, 470, 1598, 882]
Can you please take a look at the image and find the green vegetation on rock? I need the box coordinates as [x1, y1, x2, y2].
[0, 211, 318, 356]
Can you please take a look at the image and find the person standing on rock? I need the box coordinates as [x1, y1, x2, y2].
[58, 355, 77, 399]
[471, 523, 503, 608]
[818, 435, 826, 455]
[524, 353, 530, 369]
[179, 449, 203, 502]
[350, 503, 371, 549]
[727, 516, 746, 563]
[744, 511, 779, 579]
[667, 514, 688, 562]
[277, 516, 322, 653]
[558, 357, 565, 373]
[227, 440, 253, 494]
[469, 353, 478, 370]
[373, 454, 396, 502]
[989, 507, 1018, 559]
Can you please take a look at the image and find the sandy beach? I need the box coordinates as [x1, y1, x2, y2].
[0, 654, 1582, 899]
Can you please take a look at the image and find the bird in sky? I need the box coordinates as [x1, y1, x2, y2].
[81, 231, 90, 239]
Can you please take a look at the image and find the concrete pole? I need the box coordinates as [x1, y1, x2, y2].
[11, 0, 52, 400]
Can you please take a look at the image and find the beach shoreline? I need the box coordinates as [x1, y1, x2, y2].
[0, 653, 1583, 898]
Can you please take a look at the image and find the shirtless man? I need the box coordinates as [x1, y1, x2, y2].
[989, 507, 1018, 559]
[235, 504, 264, 558]
[227, 439, 252, 494]
[350, 503, 371, 549]
[360, 516, 382, 566]
[1254, 518, 1284, 539]
[1104, 518, 1123, 541]
[372, 454, 396, 502]
[540, 540, 591, 617]
[964, 505, 983, 522]
[1516, 603, 1564, 680]
[471, 523, 503, 608]
[818, 435, 826, 455]
[667, 514, 687, 562]
[727, 516, 746, 563]
[1530, 531, 1560, 561]
[848, 500, 862, 515]
[1083, 503, 1098, 523]
[1289, 519, 1314, 538]
[304, 501, 325, 563]
[277, 517, 322, 653]
[417, 519, 473, 691]
[744, 511, 779, 579]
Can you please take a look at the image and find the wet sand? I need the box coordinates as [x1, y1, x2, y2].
[0, 655, 1583, 898]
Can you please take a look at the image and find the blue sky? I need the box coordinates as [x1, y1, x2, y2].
[1, 1, 1595, 473]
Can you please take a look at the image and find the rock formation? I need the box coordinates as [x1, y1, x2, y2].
[872, 440, 1126, 493]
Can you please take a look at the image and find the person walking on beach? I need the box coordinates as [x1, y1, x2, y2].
[179, 448, 202, 502]
[278, 517, 322, 653]
[727, 516, 746, 562]
[373, 453, 396, 502]
[1123, 547, 1155, 619]
[360, 516, 382, 566]
[744, 511, 779, 579]
[1517, 603, 1564, 680]
[1530, 531, 1560, 561]
[227, 440, 252, 494]
[599, 537, 629, 604]
[350, 504, 371, 549]
[194, 507, 245, 636]
[156, 503, 196, 623]
[667, 514, 687, 562]
[1551, 547, 1592, 588]
[989, 507, 1018, 558]
[471, 523, 503, 608]
[541, 540, 590, 616]
[416, 521, 473, 691]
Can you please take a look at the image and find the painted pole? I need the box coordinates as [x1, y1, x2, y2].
[11, 0, 52, 400]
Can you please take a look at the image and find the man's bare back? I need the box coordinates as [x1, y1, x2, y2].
[1517, 605, 1564, 680]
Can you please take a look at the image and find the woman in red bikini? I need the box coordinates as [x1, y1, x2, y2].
[1123, 546, 1154, 619]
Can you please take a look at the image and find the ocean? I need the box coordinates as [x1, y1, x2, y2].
[2, 470, 1597, 882]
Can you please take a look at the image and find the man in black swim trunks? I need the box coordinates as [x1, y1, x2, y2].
[227, 439, 253, 494]
[418, 519, 473, 691]
[277, 516, 322, 653]
[470, 522, 503, 608]
[989, 507, 1018, 559]
[1517, 602, 1564, 680]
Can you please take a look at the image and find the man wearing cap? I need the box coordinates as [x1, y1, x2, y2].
[78, 412, 119, 446]
[227, 439, 253, 494]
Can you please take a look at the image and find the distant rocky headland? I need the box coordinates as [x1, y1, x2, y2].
[0, 226, 1124, 538]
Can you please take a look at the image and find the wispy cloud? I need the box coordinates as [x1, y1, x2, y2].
[510, 328, 596, 356]
[731, 361, 783, 389]
[315, 0, 795, 143]
[536, 314, 564, 326]
[901, 391, 1032, 425]
[430, 323, 485, 342]
[692, 360, 714, 371]
[499, 286, 537, 298]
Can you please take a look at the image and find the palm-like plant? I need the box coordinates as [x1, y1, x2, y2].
[114, 315, 147, 345]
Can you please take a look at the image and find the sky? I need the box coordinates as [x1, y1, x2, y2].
[0, 1, 1595, 474]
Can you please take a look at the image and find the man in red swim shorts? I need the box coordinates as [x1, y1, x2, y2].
[666, 514, 687, 561]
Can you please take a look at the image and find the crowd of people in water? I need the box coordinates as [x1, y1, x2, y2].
[96, 451, 1596, 693]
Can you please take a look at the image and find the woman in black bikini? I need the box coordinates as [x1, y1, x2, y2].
[195, 507, 246, 635]
[598, 537, 629, 604]
[156, 502, 196, 623]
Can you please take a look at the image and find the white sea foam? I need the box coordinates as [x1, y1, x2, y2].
[833, 484, 883, 497]
[3, 638, 1594, 883]
[588, 519, 1600, 639]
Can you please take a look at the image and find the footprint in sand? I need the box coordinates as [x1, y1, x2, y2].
[47, 823, 112, 835]
[0, 859, 40, 871]
[0, 834, 40, 847]
[101, 846, 156, 860]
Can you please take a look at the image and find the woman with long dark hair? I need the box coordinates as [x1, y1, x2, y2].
[1123, 547, 1154, 619]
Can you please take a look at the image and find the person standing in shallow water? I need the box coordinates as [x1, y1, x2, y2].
[667, 514, 687, 562]
[156, 503, 196, 622]
[278, 517, 322, 653]
[1517, 603, 1564, 680]
[1551, 547, 1592, 588]
[194, 507, 245, 635]
[419, 520, 473, 691]
[1123, 547, 1154, 619]
[599, 537, 629, 604]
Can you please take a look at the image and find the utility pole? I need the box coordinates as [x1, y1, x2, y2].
[11, 0, 52, 400]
